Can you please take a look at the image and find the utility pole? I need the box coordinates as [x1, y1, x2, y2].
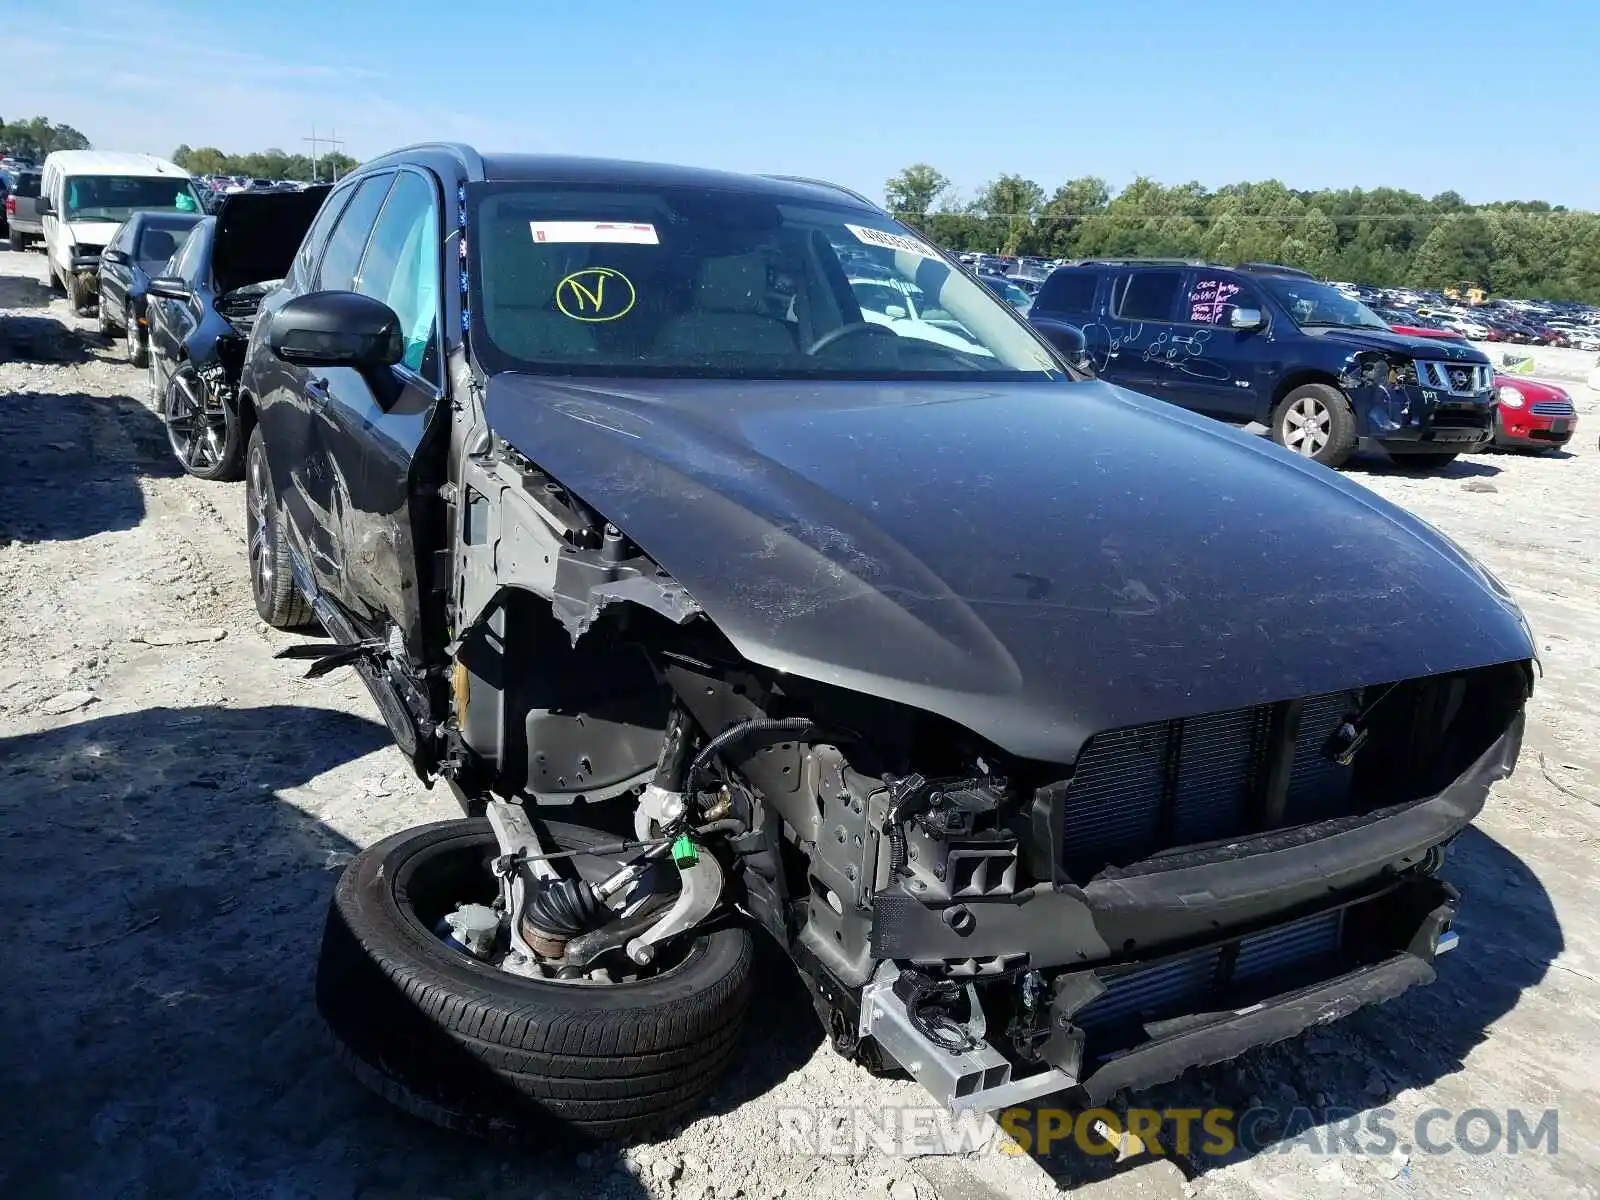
[303, 125, 347, 183]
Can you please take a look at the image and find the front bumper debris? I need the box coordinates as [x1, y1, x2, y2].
[867, 872, 1458, 1113]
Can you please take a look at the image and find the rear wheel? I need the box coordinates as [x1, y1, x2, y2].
[163, 362, 243, 481]
[7, 230, 23, 253]
[126, 320, 148, 368]
[245, 426, 315, 628]
[317, 818, 753, 1140]
[1270, 383, 1357, 468]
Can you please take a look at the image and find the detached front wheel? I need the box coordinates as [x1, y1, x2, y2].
[317, 818, 753, 1140]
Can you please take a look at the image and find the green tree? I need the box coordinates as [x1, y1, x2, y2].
[1039, 177, 1110, 255]
[974, 174, 1045, 254]
[0, 116, 91, 157]
[884, 163, 950, 234]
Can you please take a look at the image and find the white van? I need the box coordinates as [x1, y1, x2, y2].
[39, 150, 204, 312]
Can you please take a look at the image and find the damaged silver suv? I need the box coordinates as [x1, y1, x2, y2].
[235, 144, 1535, 1138]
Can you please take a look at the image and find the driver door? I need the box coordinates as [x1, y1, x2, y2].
[302, 167, 450, 652]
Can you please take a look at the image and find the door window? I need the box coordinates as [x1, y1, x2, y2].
[315, 174, 395, 292]
[169, 226, 206, 281]
[1114, 270, 1182, 321]
[297, 183, 355, 278]
[1185, 276, 1258, 325]
[353, 171, 441, 377]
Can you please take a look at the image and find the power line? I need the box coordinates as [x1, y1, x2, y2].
[303, 126, 347, 183]
[890, 209, 1590, 222]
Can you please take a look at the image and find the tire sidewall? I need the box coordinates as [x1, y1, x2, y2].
[337, 818, 748, 1018]
[1272, 383, 1356, 468]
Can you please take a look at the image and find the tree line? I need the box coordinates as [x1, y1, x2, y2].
[0, 115, 361, 185]
[886, 164, 1600, 304]
[171, 144, 361, 183]
[0, 116, 91, 158]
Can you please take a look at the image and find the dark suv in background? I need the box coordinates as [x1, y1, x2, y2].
[1028, 260, 1497, 469]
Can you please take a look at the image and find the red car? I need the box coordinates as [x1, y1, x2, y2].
[1492, 376, 1578, 452]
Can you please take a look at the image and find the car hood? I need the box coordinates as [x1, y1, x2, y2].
[212, 186, 330, 295]
[483, 375, 1534, 763]
[62, 219, 121, 248]
[1494, 374, 1567, 401]
[1301, 324, 1490, 362]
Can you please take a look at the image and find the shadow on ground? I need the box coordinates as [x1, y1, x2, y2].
[0, 386, 179, 546]
[0, 705, 814, 1199]
[1347, 451, 1503, 480]
[1017, 826, 1560, 1188]
[0, 271, 56, 311]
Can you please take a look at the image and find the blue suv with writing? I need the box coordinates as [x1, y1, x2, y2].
[1028, 259, 1496, 470]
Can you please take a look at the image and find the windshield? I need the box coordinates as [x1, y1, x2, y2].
[1262, 277, 1390, 330]
[63, 175, 204, 223]
[470, 183, 1062, 380]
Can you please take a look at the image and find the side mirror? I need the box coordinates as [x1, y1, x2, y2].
[1040, 322, 1093, 372]
[35, 196, 52, 215]
[268, 290, 403, 370]
[1229, 307, 1265, 331]
[101, 248, 129, 266]
[883, 304, 907, 320]
[148, 275, 192, 301]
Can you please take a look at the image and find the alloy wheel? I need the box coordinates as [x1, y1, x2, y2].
[246, 444, 273, 610]
[1282, 396, 1332, 457]
[164, 370, 228, 472]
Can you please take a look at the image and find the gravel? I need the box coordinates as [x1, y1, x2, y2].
[3, 243, 1598, 1199]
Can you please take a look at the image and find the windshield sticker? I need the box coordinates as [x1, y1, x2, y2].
[845, 223, 937, 259]
[556, 267, 636, 322]
[531, 220, 659, 245]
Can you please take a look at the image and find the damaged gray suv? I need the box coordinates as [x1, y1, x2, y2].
[235, 144, 1535, 1138]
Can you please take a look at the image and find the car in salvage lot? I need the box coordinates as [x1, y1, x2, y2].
[1028, 260, 1498, 470]
[1492, 375, 1578, 452]
[144, 186, 330, 479]
[229, 144, 1536, 1140]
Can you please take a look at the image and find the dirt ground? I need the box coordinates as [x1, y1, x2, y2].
[2, 242, 1598, 1200]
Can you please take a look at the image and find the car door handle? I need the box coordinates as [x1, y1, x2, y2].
[305, 377, 331, 402]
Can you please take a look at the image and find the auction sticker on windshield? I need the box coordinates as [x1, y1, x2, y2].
[530, 221, 660, 245]
[846, 223, 937, 259]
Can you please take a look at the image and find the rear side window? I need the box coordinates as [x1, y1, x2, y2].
[315, 174, 395, 291]
[1035, 269, 1097, 314]
[1114, 270, 1182, 321]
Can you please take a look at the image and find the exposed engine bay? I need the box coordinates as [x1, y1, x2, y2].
[385, 424, 1534, 1113]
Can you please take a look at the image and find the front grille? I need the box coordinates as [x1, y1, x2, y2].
[1416, 361, 1491, 395]
[1529, 400, 1575, 416]
[1075, 907, 1344, 1036]
[1057, 689, 1360, 878]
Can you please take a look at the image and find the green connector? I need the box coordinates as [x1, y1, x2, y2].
[671, 835, 699, 867]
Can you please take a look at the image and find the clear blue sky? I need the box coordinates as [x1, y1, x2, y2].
[7, 0, 1599, 208]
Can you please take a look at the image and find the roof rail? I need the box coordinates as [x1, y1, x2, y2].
[363, 142, 487, 182]
[1060, 257, 1209, 268]
[1235, 261, 1316, 278]
[757, 174, 877, 208]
